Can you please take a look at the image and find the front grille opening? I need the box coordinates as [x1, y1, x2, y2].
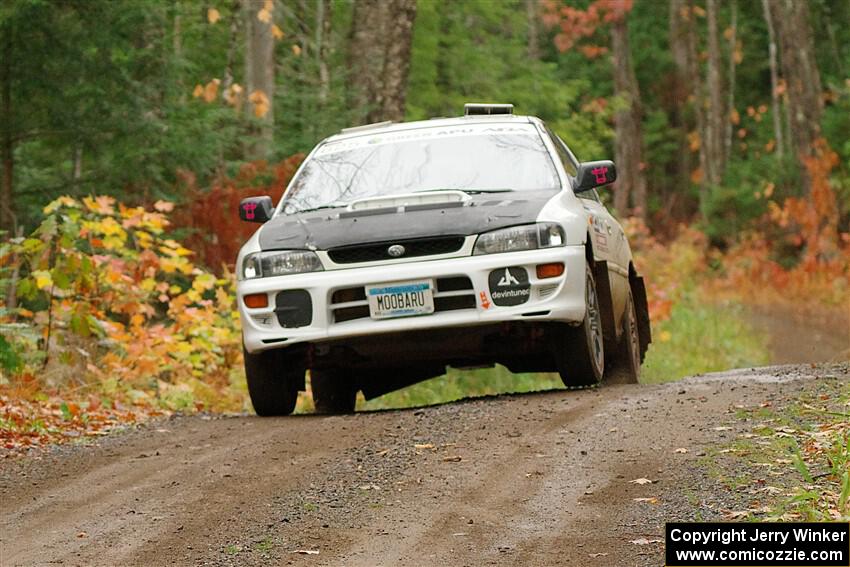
[328, 236, 465, 264]
[331, 287, 366, 304]
[334, 305, 370, 323]
[436, 276, 473, 292]
[434, 295, 476, 312]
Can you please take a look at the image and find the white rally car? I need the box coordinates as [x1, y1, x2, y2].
[236, 104, 651, 415]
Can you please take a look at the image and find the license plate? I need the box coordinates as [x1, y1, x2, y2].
[366, 280, 435, 320]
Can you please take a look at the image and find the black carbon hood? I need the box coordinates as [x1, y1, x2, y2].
[257, 190, 559, 251]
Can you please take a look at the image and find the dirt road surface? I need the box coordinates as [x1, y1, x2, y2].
[2, 363, 848, 567]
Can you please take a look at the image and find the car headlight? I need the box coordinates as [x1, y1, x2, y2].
[241, 250, 324, 279]
[473, 223, 565, 255]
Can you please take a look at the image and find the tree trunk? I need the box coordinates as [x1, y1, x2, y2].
[244, 0, 275, 160]
[767, 0, 823, 189]
[1, 26, 14, 234]
[704, 0, 725, 186]
[377, 0, 416, 123]
[347, 0, 417, 125]
[762, 0, 784, 160]
[669, 0, 707, 201]
[316, 0, 332, 105]
[723, 0, 737, 165]
[347, 0, 388, 123]
[526, 0, 540, 60]
[669, 0, 694, 198]
[611, 15, 647, 220]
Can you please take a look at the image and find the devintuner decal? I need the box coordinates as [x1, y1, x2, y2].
[665, 522, 850, 567]
[488, 267, 530, 306]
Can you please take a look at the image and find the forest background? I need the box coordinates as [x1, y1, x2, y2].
[1, 0, 848, 448]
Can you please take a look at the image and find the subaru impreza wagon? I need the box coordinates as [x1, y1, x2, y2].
[236, 103, 651, 415]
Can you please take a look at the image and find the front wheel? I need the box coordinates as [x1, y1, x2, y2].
[244, 347, 302, 416]
[553, 264, 605, 388]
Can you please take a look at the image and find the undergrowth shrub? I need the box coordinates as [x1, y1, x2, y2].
[0, 196, 244, 411]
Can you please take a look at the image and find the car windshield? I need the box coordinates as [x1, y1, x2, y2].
[281, 123, 560, 213]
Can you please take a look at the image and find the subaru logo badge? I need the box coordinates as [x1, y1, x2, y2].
[387, 244, 406, 258]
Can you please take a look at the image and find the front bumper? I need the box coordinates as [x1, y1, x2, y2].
[238, 245, 587, 353]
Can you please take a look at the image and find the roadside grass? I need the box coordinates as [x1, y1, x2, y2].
[709, 372, 850, 521]
[641, 294, 770, 383]
[348, 293, 770, 411]
[357, 366, 564, 411]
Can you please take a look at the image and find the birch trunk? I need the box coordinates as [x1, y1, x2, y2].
[611, 16, 647, 220]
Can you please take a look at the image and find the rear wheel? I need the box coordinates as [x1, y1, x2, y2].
[310, 368, 357, 414]
[606, 289, 641, 384]
[553, 264, 605, 388]
[244, 347, 301, 416]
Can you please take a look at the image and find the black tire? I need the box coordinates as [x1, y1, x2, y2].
[606, 289, 641, 384]
[554, 264, 605, 388]
[310, 368, 357, 414]
[244, 347, 301, 416]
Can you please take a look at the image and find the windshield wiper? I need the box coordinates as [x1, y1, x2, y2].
[414, 188, 514, 195]
[287, 201, 348, 214]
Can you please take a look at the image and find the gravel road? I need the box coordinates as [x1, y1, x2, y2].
[2, 364, 848, 567]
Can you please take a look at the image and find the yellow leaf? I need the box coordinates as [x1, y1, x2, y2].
[291, 44, 302, 57]
[192, 273, 217, 292]
[192, 84, 204, 98]
[33, 270, 53, 290]
[207, 7, 221, 24]
[83, 195, 116, 215]
[203, 79, 220, 103]
[272, 24, 284, 40]
[257, 7, 271, 23]
[154, 200, 174, 213]
[43, 196, 79, 214]
[249, 89, 270, 118]
[224, 83, 244, 107]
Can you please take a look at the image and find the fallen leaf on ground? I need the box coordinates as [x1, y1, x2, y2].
[442, 455, 462, 462]
[674, 447, 688, 453]
[292, 549, 319, 555]
[713, 426, 732, 431]
[633, 497, 659, 504]
[414, 443, 435, 450]
[630, 478, 653, 485]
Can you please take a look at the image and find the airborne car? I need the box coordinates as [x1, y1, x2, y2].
[236, 104, 651, 415]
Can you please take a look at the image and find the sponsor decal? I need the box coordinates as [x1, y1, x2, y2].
[488, 267, 530, 306]
[479, 291, 491, 309]
[591, 166, 609, 184]
[242, 202, 257, 220]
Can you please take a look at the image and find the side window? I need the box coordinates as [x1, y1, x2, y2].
[581, 188, 602, 204]
[544, 127, 578, 177]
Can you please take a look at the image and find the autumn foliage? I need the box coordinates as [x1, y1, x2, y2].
[0, 195, 246, 453]
[172, 155, 303, 272]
